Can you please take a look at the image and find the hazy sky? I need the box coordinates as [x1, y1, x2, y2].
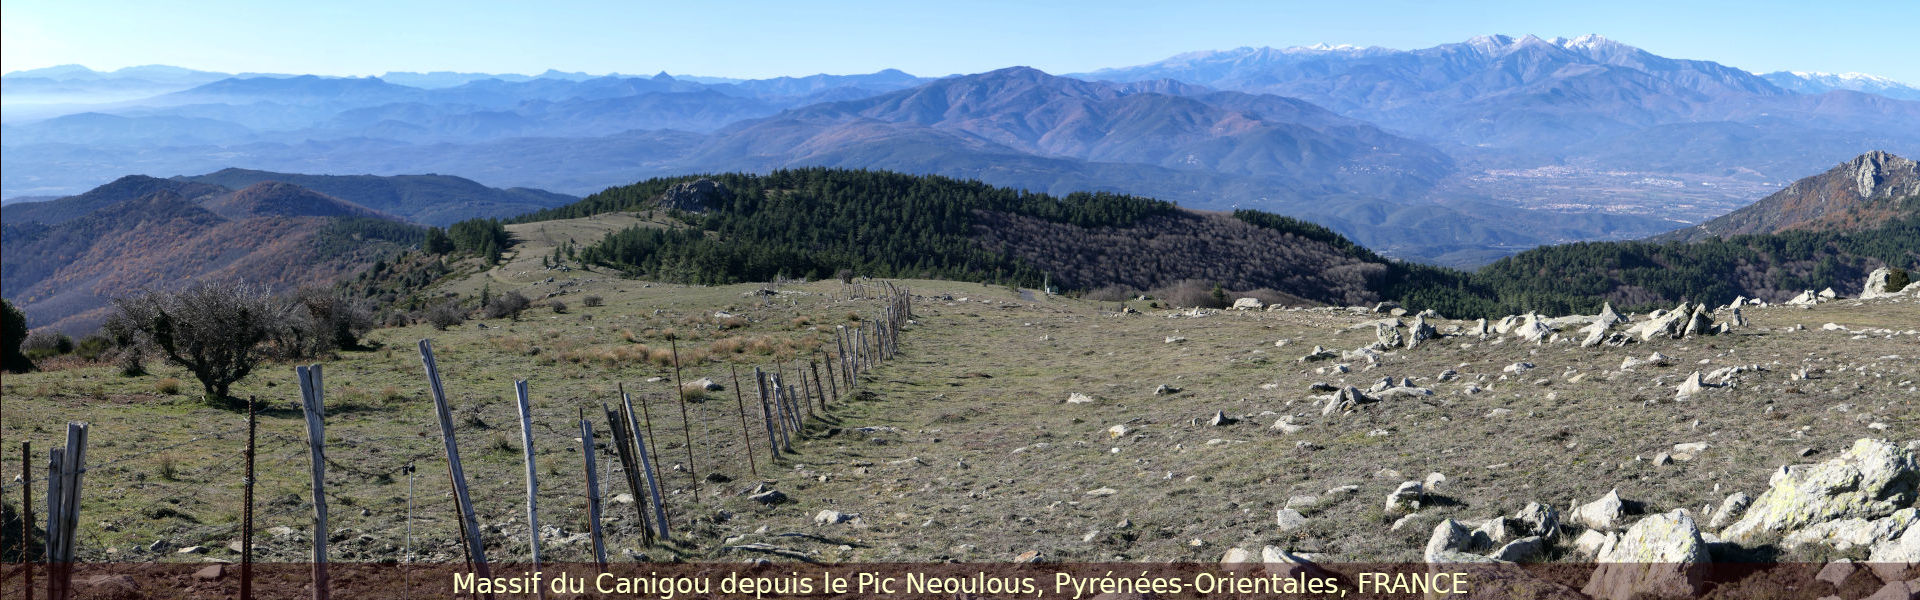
[5, 0, 1917, 83]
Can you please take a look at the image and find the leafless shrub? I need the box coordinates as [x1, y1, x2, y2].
[483, 291, 532, 320]
[426, 300, 468, 330]
[108, 281, 286, 404]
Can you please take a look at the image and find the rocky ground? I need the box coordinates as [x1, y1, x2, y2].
[1, 259, 1915, 597]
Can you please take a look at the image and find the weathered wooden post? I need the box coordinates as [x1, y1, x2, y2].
[621, 392, 671, 540]
[754, 369, 786, 458]
[817, 354, 837, 409]
[727, 364, 758, 476]
[835, 327, 853, 388]
[417, 340, 490, 580]
[512, 380, 543, 568]
[42, 448, 60, 600]
[667, 339, 698, 500]
[295, 364, 329, 600]
[578, 411, 608, 568]
[601, 399, 652, 544]
[243, 397, 257, 600]
[19, 441, 30, 600]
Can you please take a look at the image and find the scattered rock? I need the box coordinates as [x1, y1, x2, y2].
[1231, 297, 1265, 310]
[1573, 530, 1616, 558]
[814, 510, 851, 525]
[193, 564, 225, 581]
[1208, 411, 1236, 427]
[1065, 393, 1097, 404]
[748, 489, 789, 505]
[1275, 509, 1307, 532]
[1270, 417, 1303, 434]
[1107, 424, 1131, 439]
[1490, 536, 1547, 563]
[1572, 488, 1627, 532]
[1154, 384, 1179, 395]
[1386, 481, 1423, 516]
[1085, 487, 1118, 497]
[1514, 502, 1562, 539]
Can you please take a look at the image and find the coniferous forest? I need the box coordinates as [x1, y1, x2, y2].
[513, 169, 1920, 319]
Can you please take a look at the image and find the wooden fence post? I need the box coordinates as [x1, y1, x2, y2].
[578, 411, 607, 569]
[727, 365, 758, 476]
[43, 448, 60, 600]
[601, 399, 653, 545]
[295, 365, 329, 600]
[417, 340, 490, 582]
[19, 441, 30, 600]
[835, 327, 852, 388]
[512, 380, 542, 568]
[818, 354, 837, 409]
[243, 397, 257, 600]
[621, 392, 671, 540]
[755, 369, 786, 458]
[667, 339, 697, 500]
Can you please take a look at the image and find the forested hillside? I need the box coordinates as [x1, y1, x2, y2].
[535, 169, 1920, 319]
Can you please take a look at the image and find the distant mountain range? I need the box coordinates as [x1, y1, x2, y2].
[6, 35, 1918, 266]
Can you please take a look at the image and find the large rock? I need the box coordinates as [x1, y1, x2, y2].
[1513, 314, 1552, 343]
[1425, 519, 1496, 563]
[1862, 267, 1913, 300]
[1597, 302, 1626, 325]
[1572, 488, 1628, 532]
[1375, 321, 1406, 349]
[1231, 297, 1265, 310]
[1407, 315, 1437, 350]
[1721, 438, 1919, 545]
[1514, 502, 1562, 539]
[1629, 304, 1689, 340]
[1582, 511, 1711, 600]
[657, 178, 730, 212]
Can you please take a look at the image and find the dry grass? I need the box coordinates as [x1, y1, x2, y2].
[1, 263, 1913, 567]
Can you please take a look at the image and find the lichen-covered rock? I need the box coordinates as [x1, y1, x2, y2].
[1721, 438, 1919, 545]
[1375, 321, 1405, 349]
[1781, 507, 1915, 551]
[1583, 511, 1711, 600]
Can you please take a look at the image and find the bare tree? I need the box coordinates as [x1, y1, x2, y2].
[110, 281, 287, 404]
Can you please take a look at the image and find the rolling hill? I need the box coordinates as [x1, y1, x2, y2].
[1650, 150, 1920, 243]
[1, 179, 426, 334]
[174, 168, 577, 225]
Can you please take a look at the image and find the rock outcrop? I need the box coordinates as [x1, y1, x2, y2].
[1720, 438, 1918, 546]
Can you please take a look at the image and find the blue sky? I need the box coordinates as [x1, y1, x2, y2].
[5, 0, 1917, 83]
